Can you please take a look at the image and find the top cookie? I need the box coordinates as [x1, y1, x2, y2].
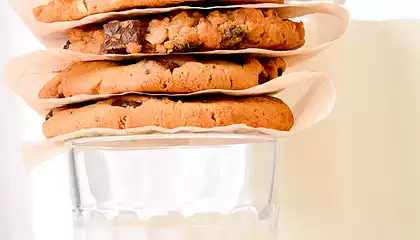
[66, 8, 305, 55]
[34, 0, 285, 23]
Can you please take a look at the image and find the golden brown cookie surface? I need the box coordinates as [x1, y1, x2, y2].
[43, 95, 294, 138]
[34, 0, 286, 23]
[38, 56, 286, 99]
[65, 8, 305, 54]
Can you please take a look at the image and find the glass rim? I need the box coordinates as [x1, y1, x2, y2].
[70, 133, 278, 150]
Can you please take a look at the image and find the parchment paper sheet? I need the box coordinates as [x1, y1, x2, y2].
[6, 1, 344, 171]
[20, 68, 336, 171]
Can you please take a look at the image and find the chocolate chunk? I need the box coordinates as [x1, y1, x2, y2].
[102, 20, 148, 54]
[277, 68, 283, 77]
[258, 72, 268, 84]
[45, 111, 54, 121]
[172, 42, 201, 52]
[262, 10, 269, 18]
[111, 100, 143, 108]
[154, 60, 180, 73]
[183, 42, 201, 51]
[63, 40, 71, 50]
[221, 25, 247, 49]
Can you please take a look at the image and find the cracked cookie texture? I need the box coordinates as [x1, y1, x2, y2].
[34, 0, 285, 23]
[38, 56, 286, 98]
[42, 95, 294, 138]
[66, 8, 305, 54]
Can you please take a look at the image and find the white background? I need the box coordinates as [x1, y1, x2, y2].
[1, 0, 420, 240]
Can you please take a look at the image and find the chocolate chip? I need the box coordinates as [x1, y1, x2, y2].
[229, 27, 245, 37]
[102, 20, 148, 54]
[262, 10, 269, 18]
[277, 68, 283, 77]
[221, 25, 247, 48]
[184, 43, 201, 51]
[258, 72, 268, 84]
[111, 100, 143, 108]
[63, 40, 71, 50]
[45, 111, 54, 121]
[172, 42, 201, 52]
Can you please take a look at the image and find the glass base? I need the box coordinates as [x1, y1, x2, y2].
[74, 205, 279, 240]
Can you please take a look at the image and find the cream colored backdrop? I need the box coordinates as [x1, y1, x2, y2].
[2, 2, 420, 239]
[276, 20, 420, 240]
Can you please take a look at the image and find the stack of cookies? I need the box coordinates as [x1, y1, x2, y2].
[23, 0, 308, 139]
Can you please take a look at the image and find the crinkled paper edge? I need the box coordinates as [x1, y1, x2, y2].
[21, 70, 336, 171]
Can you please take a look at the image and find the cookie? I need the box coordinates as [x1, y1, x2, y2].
[38, 56, 286, 99]
[34, 0, 285, 23]
[66, 8, 305, 54]
[43, 95, 294, 138]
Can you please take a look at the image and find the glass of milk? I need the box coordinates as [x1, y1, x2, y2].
[32, 134, 280, 240]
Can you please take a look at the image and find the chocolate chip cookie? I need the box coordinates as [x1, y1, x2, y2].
[38, 56, 286, 99]
[66, 8, 305, 54]
[43, 95, 294, 138]
[34, 0, 285, 23]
